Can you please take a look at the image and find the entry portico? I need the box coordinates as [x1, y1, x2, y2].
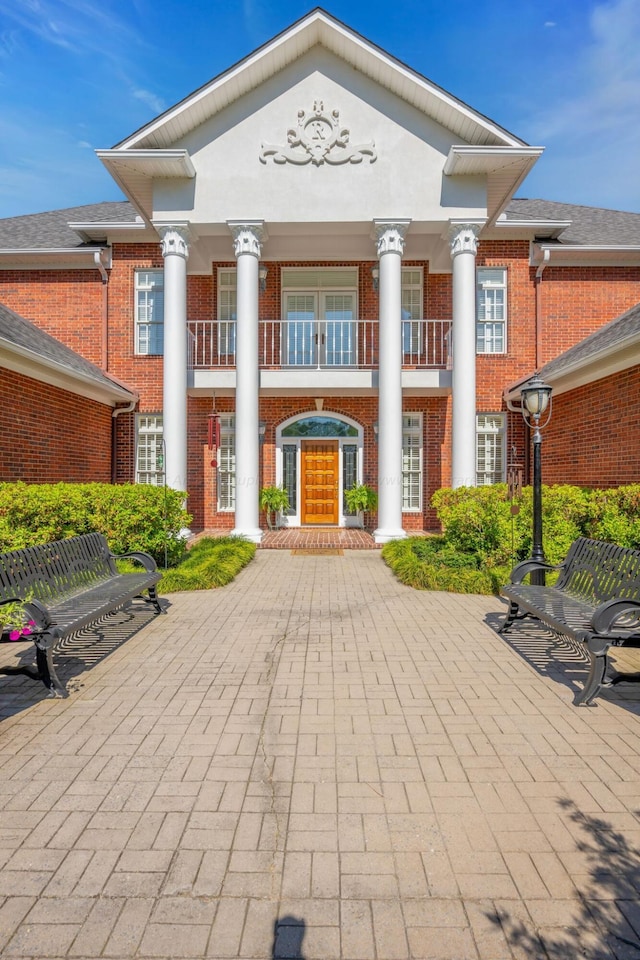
[96, 9, 542, 541]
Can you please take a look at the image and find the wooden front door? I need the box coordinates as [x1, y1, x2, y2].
[302, 441, 339, 524]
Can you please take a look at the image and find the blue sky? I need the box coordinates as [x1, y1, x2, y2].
[0, 0, 639, 218]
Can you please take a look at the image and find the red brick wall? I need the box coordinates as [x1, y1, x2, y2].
[540, 368, 640, 487]
[0, 269, 104, 365]
[187, 395, 448, 532]
[538, 267, 640, 364]
[0, 370, 112, 481]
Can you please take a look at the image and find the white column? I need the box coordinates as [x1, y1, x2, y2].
[449, 222, 482, 488]
[229, 221, 264, 543]
[159, 224, 190, 497]
[373, 220, 410, 544]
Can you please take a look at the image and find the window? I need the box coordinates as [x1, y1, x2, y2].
[476, 267, 506, 354]
[477, 414, 506, 485]
[402, 414, 422, 511]
[402, 268, 423, 358]
[217, 415, 236, 511]
[135, 270, 164, 355]
[136, 415, 164, 485]
[218, 269, 237, 357]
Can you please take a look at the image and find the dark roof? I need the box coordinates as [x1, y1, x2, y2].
[540, 301, 640, 380]
[0, 201, 137, 250]
[0, 302, 136, 399]
[505, 198, 640, 246]
[1, 197, 640, 251]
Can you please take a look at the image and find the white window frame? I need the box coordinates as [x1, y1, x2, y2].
[401, 267, 423, 359]
[217, 414, 236, 511]
[402, 413, 422, 512]
[135, 269, 164, 355]
[476, 413, 506, 485]
[136, 414, 164, 485]
[476, 267, 507, 354]
[217, 268, 237, 357]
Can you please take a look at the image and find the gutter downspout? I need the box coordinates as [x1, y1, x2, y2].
[94, 250, 110, 371]
[534, 248, 550, 370]
[111, 399, 138, 484]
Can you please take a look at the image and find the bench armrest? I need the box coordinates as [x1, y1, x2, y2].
[110, 551, 158, 573]
[591, 598, 640, 634]
[510, 559, 560, 584]
[1, 597, 52, 631]
[0, 596, 23, 609]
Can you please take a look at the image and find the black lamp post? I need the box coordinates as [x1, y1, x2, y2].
[520, 373, 553, 586]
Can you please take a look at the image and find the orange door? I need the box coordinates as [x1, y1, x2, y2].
[302, 441, 339, 524]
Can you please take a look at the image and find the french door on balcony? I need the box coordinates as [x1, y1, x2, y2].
[283, 292, 356, 367]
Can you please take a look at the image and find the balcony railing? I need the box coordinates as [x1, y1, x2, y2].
[188, 319, 451, 370]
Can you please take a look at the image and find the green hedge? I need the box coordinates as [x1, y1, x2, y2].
[384, 483, 640, 594]
[159, 536, 256, 591]
[0, 482, 191, 566]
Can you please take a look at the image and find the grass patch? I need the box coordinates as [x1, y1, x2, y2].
[382, 537, 508, 595]
[158, 536, 256, 592]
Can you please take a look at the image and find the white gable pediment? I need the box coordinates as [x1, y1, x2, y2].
[98, 9, 542, 245]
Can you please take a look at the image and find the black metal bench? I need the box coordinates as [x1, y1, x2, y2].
[500, 537, 640, 705]
[0, 533, 163, 698]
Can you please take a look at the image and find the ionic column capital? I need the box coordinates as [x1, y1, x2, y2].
[448, 222, 483, 258]
[156, 223, 191, 259]
[228, 221, 266, 259]
[373, 220, 411, 257]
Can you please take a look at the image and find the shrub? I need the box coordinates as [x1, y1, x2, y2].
[589, 485, 640, 550]
[385, 483, 640, 596]
[0, 482, 190, 566]
[381, 538, 506, 595]
[158, 536, 256, 592]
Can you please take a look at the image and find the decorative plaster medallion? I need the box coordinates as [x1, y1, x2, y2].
[260, 101, 377, 167]
[158, 225, 190, 259]
[448, 223, 482, 257]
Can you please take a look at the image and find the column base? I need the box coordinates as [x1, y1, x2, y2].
[231, 526, 264, 544]
[373, 527, 407, 544]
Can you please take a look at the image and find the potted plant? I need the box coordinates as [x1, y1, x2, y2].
[344, 483, 378, 528]
[259, 486, 290, 530]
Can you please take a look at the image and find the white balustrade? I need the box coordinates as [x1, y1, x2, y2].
[188, 319, 451, 370]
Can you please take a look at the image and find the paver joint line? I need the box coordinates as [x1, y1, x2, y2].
[1, 550, 640, 960]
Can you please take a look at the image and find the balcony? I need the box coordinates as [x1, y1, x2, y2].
[188, 319, 451, 370]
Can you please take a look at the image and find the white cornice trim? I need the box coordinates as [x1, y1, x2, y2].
[114, 10, 527, 152]
[531, 241, 640, 267]
[504, 334, 640, 402]
[96, 148, 196, 177]
[443, 145, 544, 175]
[0, 340, 138, 405]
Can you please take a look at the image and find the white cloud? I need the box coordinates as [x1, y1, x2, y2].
[529, 0, 640, 141]
[132, 88, 166, 115]
[522, 0, 640, 210]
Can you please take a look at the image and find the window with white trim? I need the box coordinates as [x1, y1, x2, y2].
[136, 415, 164, 485]
[476, 267, 506, 354]
[135, 270, 164, 355]
[476, 413, 506, 485]
[218, 269, 237, 357]
[402, 267, 423, 358]
[402, 413, 422, 511]
[217, 415, 236, 511]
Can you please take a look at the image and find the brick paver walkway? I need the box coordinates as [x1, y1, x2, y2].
[1, 550, 640, 959]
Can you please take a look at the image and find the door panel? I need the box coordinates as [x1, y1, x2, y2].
[302, 441, 339, 524]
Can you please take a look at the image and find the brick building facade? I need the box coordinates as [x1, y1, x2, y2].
[1, 11, 639, 536]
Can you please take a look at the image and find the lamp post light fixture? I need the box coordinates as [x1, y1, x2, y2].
[520, 373, 553, 586]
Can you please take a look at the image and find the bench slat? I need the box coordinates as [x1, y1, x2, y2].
[0, 534, 163, 697]
[500, 537, 640, 705]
